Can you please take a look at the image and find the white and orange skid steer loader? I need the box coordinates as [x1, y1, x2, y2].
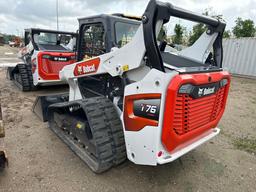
[34, 0, 230, 173]
[7, 28, 77, 91]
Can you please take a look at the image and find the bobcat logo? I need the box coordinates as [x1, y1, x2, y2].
[198, 87, 215, 97]
[198, 88, 204, 97]
[77, 66, 83, 75]
[74, 58, 100, 76]
[76, 64, 96, 75]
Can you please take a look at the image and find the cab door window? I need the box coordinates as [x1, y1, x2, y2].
[81, 23, 105, 59]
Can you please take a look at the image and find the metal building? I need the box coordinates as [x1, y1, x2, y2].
[223, 38, 256, 77]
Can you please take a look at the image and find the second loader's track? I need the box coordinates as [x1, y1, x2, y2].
[47, 96, 126, 173]
[13, 64, 35, 91]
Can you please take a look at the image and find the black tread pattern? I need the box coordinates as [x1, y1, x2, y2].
[98, 99, 126, 165]
[13, 64, 35, 91]
[48, 97, 126, 173]
[81, 97, 126, 171]
[82, 98, 115, 172]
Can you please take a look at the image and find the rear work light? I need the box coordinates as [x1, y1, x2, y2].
[178, 84, 193, 94]
[220, 79, 228, 87]
[42, 55, 51, 59]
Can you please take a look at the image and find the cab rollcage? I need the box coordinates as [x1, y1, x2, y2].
[142, 0, 226, 72]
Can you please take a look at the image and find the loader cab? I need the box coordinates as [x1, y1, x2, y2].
[77, 14, 140, 61]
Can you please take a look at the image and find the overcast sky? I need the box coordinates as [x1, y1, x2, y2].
[0, 0, 256, 36]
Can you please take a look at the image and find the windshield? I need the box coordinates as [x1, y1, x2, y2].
[115, 22, 139, 47]
[33, 32, 76, 51]
[36, 33, 57, 45]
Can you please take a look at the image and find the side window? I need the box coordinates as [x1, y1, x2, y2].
[115, 22, 139, 48]
[59, 35, 72, 45]
[81, 23, 105, 59]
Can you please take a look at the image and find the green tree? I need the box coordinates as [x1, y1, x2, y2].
[3, 34, 16, 44]
[157, 26, 167, 41]
[223, 30, 231, 38]
[187, 10, 212, 45]
[233, 17, 256, 37]
[188, 23, 206, 45]
[172, 24, 184, 44]
[187, 10, 227, 45]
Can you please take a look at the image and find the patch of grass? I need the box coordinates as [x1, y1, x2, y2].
[252, 97, 256, 104]
[233, 137, 256, 155]
[221, 130, 232, 139]
[184, 181, 194, 192]
[203, 158, 225, 178]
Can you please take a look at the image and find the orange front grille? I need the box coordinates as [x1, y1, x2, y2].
[173, 86, 226, 135]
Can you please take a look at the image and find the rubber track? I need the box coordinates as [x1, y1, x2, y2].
[48, 96, 126, 173]
[98, 99, 126, 165]
[13, 64, 35, 91]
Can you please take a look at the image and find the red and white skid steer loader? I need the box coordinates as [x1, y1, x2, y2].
[35, 0, 230, 173]
[7, 28, 77, 91]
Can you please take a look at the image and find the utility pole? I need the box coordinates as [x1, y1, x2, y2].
[16, 29, 19, 37]
[56, 0, 59, 30]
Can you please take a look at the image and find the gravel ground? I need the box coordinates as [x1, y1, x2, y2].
[0, 45, 20, 66]
[0, 45, 255, 192]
